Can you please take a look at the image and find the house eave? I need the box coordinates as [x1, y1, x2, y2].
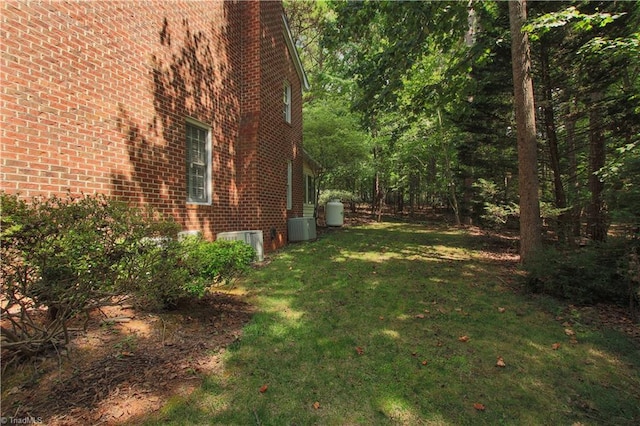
[282, 14, 310, 91]
[303, 148, 322, 172]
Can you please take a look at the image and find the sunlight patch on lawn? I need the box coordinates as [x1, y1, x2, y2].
[526, 340, 548, 353]
[429, 245, 473, 261]
[332, 250, 394, 263]
[377, 328, 401, 339]
[588, 348, 624, 366]
[194, 391, 229, 416]
[378, 396, 442, 425]
[255, 296, 304, 328]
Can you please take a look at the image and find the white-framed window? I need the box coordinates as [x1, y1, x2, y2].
[286, 160, 292, 210]
[186, 118, 212, 204]
[283, 80, 292, 123]
[304, 173, 315, 204]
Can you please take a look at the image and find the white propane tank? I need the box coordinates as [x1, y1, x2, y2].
[326, 199, 344, 227]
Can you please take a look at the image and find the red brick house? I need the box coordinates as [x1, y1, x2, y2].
[0, 0, 310, 254]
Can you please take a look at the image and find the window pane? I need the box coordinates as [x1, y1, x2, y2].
[306, 175, 314, 204]
[186, 122, 210, 203]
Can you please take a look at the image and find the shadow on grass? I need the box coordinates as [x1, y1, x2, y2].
[139, 222, 640, 425]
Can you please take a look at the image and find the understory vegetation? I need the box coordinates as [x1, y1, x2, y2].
[524, 237, 640, 318]
[0, 192, 255, 362]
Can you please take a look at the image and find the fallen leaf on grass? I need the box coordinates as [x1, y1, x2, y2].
[421, 360, 428, 366]
[498, 307, 506, 313]
[355, 346, 364, 355]
[313, 401, 321, 410]
[552, 343, 561, 350]
[259, 384, 268, 393]
[415, 314, 425, 319]
[473, 403, 486, 411]
[496, 356, 506, 368]
[458, 335, 470, 343]
[565, 328, 576, 336]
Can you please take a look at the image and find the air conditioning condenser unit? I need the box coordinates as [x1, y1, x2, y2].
[288, 217, 316, 242]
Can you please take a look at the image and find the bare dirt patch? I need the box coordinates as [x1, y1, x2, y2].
[1, 291, 254, 425]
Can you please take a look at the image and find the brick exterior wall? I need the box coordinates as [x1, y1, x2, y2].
[0, 0, 304, 251]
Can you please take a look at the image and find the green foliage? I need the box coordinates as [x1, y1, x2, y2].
[303, 98, 371, 193]
[121, 237, 193, 311]
[471, 178, 518, 229]
[318, 189, 360, 206]
[0, 192, 255, 358]
[604, 142, 640, 227]
[524, 238, 639, 306]
[183, 238, 256, 289]
[524, 6, 627, 41]
[1, 192, 178, 310]
[0, 192, 182, 356]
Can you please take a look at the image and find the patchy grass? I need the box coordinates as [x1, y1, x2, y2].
[143, 221, 640, 425]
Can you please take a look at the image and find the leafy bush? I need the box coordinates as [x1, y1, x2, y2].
[121, 237, 193, 311]
[471, 178, 519, 229]
[1, 192, 259, 359]
[182, 238, 256, 290]
[523, 237, 639, 308]
[472, 179, 569, 231]
[318, 189, 360, 206]
[0, 192, 181, 357]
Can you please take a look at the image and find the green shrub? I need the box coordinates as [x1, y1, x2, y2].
[318, 189, 360, 206]
[0, 192, 181, 356]
[523, 237, 638, 306]
[120, 237, 193, 311]
[1, 192, 260, 359]
[183, 238, 256, 290]
[471, 178, 519, 229]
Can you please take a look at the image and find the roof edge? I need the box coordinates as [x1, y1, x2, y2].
[282, 14, 310, 91]
[303, 148, 322, 171]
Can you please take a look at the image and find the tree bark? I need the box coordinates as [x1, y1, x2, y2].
[540, 40, 568, 242]
[587, 91, 607, 242]
[508, 0, 542, 263]
[565, 99, 582, 242]
[438, 108, 461, 226]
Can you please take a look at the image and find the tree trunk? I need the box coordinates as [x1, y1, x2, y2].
[437, 108, 461, 226]
[587, 91, 607, 242]
[372, 146, 385, 221]
[565, 99, 582, 242]
[540, 40, 568, 242]
[508, 0, 542, 263]
[409, 172, 418, 217]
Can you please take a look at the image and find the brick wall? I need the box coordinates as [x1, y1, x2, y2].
[252, 1, 304, 250]
[1, 0, 303, 251]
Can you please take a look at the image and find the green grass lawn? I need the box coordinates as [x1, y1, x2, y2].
[144, 221, 640, 425]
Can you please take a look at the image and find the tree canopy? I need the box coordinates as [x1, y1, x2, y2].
[285, 0, 640, 260]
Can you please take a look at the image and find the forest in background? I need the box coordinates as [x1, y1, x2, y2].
[285, 0, 639, 309]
